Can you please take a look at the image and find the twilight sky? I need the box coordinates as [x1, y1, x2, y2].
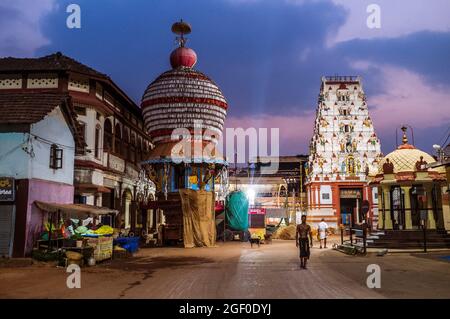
[1, 0, 449, 156]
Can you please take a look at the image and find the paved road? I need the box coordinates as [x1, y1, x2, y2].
[0, 240, 449, 298]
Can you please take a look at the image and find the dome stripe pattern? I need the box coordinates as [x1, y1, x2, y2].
[141, 68, 228, 144]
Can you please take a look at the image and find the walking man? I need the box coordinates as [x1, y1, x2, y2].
[296, 215, 313, 269]
[318, 218, 329, 249]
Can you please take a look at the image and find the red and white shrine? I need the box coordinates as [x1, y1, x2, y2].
[305, 76, 382, 229]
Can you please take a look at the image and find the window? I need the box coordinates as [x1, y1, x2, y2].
[95, 125, 101, 158]
[123, 128, 129, 159]
[104, 119, 113, 151]
[322, 193, 330, 200]
[137, 136, 143, 162]
[50, 144, 63, 169]
[76, 122, 86, 155]
[96, 112, 101, 120]
[95, 82, 103, 100]
[78, 122, 86, 140]
[114, 123, 122, 154]
[74, 106, 86, 115]
[74, 195, 87, 204]
[130, 133, 136, 163]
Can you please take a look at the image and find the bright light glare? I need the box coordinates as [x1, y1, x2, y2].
[246, 188, 256, 206]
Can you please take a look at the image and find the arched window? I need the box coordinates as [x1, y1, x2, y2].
[123, 128, 129, 159]
[114, 123, 122, 154]
[130, 133, 136, 163]
[103, 119, 113, 152]
[137, 136, 143, 162]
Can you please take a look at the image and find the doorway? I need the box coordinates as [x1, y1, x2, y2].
[339, 188, 363, 225]
[410, 186, 424, 230]
[390, 186, 405, 230]
[340, 198, 356, 225]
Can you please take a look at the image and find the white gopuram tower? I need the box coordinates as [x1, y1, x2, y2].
[305, 76, 382, 229]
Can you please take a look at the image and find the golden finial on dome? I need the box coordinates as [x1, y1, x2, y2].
[401, 125, 408, 144]
[398, 125, 415, 149]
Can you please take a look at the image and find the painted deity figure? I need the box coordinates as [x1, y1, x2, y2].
[347, 157, 355, 175]
[352, 139, 358, 152]
[346, 138, 352, 153]
[340, 139, 346, 153]
[356, 158, 361, 174]
[341, 161, 346, 175]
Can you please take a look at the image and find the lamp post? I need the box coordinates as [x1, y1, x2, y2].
[433, 144, 443, 162]
[299, 160, 303, 213]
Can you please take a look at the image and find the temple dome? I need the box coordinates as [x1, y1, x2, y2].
[378, 147, 436, 174]
[141, 64, 227, 145]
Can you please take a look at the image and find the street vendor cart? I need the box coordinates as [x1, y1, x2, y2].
[34, 201, 118, 264]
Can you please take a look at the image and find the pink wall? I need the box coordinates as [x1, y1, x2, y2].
[24, 179, 74, 255]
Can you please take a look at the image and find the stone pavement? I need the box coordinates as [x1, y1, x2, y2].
[0, 239, 449, 298]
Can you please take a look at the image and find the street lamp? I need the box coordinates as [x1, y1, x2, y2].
[433, 144, 443, 162]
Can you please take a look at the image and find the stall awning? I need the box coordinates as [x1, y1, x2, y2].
[35, 201, 118, 217]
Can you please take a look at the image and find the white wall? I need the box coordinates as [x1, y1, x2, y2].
[0, 133, 30, 178]
[29, 106, 75, 185]
[0, 107, 75, 185]
[320, 185, 333, 204]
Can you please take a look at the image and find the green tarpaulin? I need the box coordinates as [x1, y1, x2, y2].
[225, 191, 249, 231]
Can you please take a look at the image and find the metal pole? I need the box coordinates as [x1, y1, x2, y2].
[223, 201, 226, 243]
[299, 160, 303, 212]
[363, 222, 367, 254]
[423, 223, 427, 253]
[47, 212, 52, 252]
[349, 211, 353, 245]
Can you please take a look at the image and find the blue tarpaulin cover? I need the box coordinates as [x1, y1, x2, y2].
[225, 191, 249, 231]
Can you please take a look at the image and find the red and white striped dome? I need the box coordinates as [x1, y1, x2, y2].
[141, 66, 228, 145]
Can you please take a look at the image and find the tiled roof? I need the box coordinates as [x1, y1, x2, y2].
[0, 52, 107, 78]
[0, 92, 86, 150]
[0, 92, 71, 124]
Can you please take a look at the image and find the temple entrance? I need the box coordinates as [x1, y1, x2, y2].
[410, 186, 424, 230]
[390, 186, 405, 230]
[339, 188, 363, 226]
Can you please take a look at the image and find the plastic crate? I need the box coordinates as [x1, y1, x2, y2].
[114, 237, 140, 253]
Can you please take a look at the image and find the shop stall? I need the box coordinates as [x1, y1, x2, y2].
[34, 201, 118, 265]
